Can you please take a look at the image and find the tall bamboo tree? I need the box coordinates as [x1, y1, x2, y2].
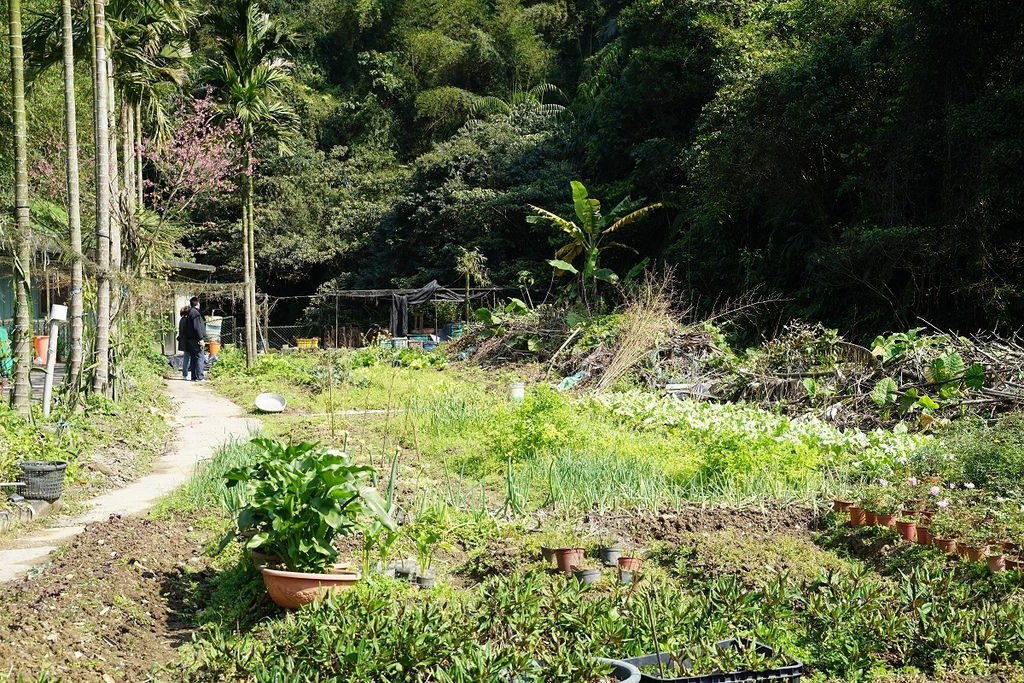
[206, 0, 296, 368]
[62, 0, 85, 390]
[7, 0, 32, 415]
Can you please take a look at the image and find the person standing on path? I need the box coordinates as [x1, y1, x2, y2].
[184, 297, 207, 381]
[177, 305, 192, 379]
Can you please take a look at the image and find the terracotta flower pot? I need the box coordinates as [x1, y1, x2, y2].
[987, 554, 1006, 573]
[933, 537, 957, 556]
[832, 500, 852, 513]
[848, 506, 866, 528]
[864, 510, 878, 526]
[877, 513, 897, 528]
[964, 544, 989, 563]
[917, 526, 932, 547]
[1006, 557, 1021, 571]
[618, 556, 643, 572]
[554, 547, 584, 574]
[896, 520, 917, 543]
[260, 566, 361, 609]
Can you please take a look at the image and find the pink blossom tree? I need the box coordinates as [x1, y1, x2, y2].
[143, 95, 242, 218]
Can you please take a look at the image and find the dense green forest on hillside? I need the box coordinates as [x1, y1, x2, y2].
[3, 0, 1024, 337]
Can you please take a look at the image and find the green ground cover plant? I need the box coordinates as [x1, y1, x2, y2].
[0, 352, 171, 500]
[209, 346, 933, 506]
[178, 550, 1024, 682]
[162, 360, 1024, 683]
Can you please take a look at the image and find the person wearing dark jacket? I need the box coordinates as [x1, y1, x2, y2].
[176, 305, 192, 379]
[184, 297, 206, 381]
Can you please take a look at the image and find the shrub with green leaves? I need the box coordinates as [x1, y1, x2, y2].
[224, 438, 395, 572]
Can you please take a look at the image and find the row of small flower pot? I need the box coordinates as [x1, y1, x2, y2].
[541, 545, 645, 584]
[833, 500, 1022, 573]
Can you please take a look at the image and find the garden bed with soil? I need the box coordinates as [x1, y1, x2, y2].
[0, 515, 214, 682]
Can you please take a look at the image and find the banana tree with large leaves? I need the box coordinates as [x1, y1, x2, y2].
[527, 180, 662, 305]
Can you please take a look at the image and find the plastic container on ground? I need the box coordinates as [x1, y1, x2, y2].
[17, 460, 68, 501]
[622, 638, 802, 683]
[254, 393, 287, 413]
[205, 316, 223, 341]
[392, 337, 409, 349]
[33, 335, 49, 363]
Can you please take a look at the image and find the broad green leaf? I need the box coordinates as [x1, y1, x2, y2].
[964, 363, 985, 389]
[593, 268, 619, 283]
[359, 487, 397, 530]
[547, 259, 578, 274]
[870, 377, 898, 406]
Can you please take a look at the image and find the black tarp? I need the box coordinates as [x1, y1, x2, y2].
[389, 280, 488, 337]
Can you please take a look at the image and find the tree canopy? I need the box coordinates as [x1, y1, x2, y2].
[2, 0, 1023, 339]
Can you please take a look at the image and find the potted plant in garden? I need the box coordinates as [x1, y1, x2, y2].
[847, 503, 867, 528]
[959, 522, 992, 563]
[224, 438, 395, 608]
[411, 524, 442, 588]
[573, 560, 602, 585]
[597, 536, 622, 567]
[860, 486, 883, 526]
[929, 505, 959, 556]
[362, 521, 400, 577]
[618, 545, 643, 573]
[875, 488, 902, 528]
[895, 514, 917, 543]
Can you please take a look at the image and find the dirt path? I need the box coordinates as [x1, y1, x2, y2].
[0, 379, 260, 584]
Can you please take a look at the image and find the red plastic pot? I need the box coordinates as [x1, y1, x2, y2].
[933, 537, 957, 556]
[917, 526, 932, 547]
[896, 520, 917, 543]
[864, 510, 878, 526]
[876, 513, 897, 528]
[618, 556, 643, 572]
[832, 500, 852, 513]
[848, 506, 866, 528]
[964, 544, 989, 563]
[554, 547, 584, 574]
[987, 555, 1006, 573]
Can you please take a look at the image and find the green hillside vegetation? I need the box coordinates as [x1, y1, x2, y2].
[1, 0, 1021, 338]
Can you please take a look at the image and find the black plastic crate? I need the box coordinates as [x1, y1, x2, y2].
[622, 638, 802, 683]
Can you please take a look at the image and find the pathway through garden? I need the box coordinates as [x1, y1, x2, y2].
[0, 379, 259, 583]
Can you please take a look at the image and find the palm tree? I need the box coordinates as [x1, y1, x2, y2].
[107, 0, 194, 212]
[92, 0, 113, 394]
[8, 0, 32, 415]
[454, 247, 490, 324]
[528, 180, 662, 306]
[61, 0, 85, 390]
[206, 0, 297, 368]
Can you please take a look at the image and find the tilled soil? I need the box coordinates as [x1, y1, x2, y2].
[0, 515, 213, 682]
[586, 503, 820, 546]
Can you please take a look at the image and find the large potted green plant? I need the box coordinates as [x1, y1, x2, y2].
[224, 437, 395, 608]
